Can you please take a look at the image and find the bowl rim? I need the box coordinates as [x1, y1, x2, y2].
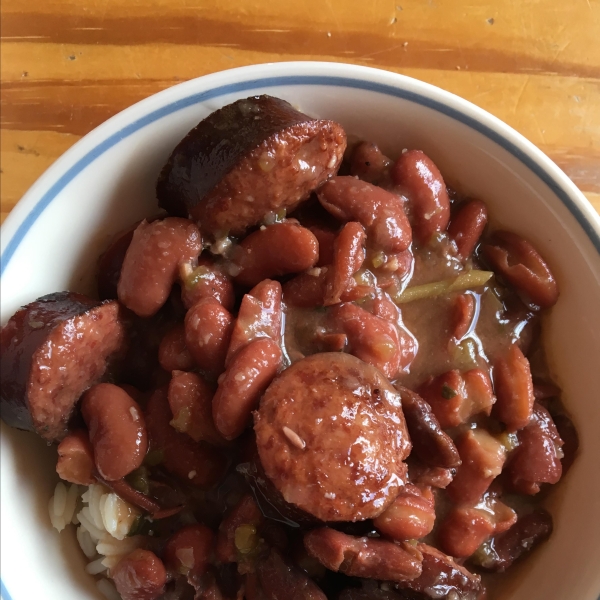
[1, 60, 600, 600]
[1, 61, 599, 280]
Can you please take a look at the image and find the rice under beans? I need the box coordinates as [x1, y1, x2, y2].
[49, 481, 146, 598]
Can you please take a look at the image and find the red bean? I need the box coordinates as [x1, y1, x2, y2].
[112, 549, 167, 600]
[185, 297, 234, 374]
[438, 506, 496, 558]
[553, 412, 579, 474]
[216, 494, 263, 563]
[55, 430, 95, 485]
[349, 141, 392, 185]
[158, 323, 195, 373]
[493, 343, 535, 432]
[213, 338, 282, 440]
[227, 280, 282, 364]
[390, 150, 450, 245]
[482, 230, 559, 308]
[447, 199, 488, 260]
[168, 370, 225, 446]
[232, 222, 319, 288]
[332, 302, 416, 379]
[309, 225, 336, 266]
[409, 464, 455, 489]
[181, 256, 235, 311]
[324, 222, 366, 306]
[163, 524, 214, 578]
[446, 429, 506, 505]
[507, 403, 564, 494]
[81, 383, 148, 481]
[317, 176, 412, 253]
[145, 388, 226, 486]
[118, 218, 202, 317]
[418, 368, 496, 429]
[282, 269, 328, 308]
[452, 292, 476, 340]
[304, 527, 423, 583]
[373, 484, 436, 541]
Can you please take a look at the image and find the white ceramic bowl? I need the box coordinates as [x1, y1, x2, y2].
[1, 62, 599, 600]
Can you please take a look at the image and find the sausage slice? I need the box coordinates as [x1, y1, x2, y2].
[254, 353, 411, 522]
[157, 95, 346, 237]
[0, 292, 127, 441]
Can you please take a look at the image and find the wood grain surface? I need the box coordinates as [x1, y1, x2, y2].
[1, 0, 599, 224]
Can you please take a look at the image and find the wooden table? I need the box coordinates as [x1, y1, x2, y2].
[1, 0, 599, 223]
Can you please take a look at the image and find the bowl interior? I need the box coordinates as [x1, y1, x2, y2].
[1, 62, 600, 600]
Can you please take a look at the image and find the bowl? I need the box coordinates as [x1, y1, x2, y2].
[1, 61, 599, 600]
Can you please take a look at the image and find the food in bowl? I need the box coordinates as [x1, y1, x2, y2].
[0, 94, 578, 600]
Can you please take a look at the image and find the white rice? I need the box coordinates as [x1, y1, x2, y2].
[96, 579, 121, 600]
[85, 557, 108, 575]
[53, 482, 67, 516]
[77, 526, 97, 559]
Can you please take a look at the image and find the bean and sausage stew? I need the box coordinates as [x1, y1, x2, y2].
[0, 95, 578, 600]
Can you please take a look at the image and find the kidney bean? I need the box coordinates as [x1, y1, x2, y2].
[397, 386, 461, 468]
[232, 222, 319, 288]
[227, 280, 282, 365]
[349, 141, 392, 185]
[314, 331, 348, 352]
[257, 549, 327, 600]
[418, 368, 496, 429]
[185, 297, 234, 374]
[118, 218, 202, 317]
[145, 388, 226, 486]
[308, 225, 336, 266]
[168, 371, 225, 446]
[446, 429, 507, 505]
[158, 323, 195, 373]
[97, 228, 135, 300]
[112, 549, 167, 600]
[194, 571, 227, 600]
[493, 343, 535, 432]
[282, 269, 328, 308]
[81, 383, 148, 481]
[506, 404, 563, 494]
[317, 177, 412, 253]
[390, 150, 450, 245]
[452, 292, 476, 340]
[438, 506, 497, 558]
[304, 527, 423, 583]
[181, 257, 235, 311]
[55, 429, 95, 485]
[324, 222, 366, 306]
[163, 524, 214, 579]
[474, 509, 553, 572]
[216, 494, 263, 563]
[332, 302, 416, 378]
[339, 586, 403, 600]
[409, 464, 455, 489]
[552, 412, 579, 474]
[447, 199, 488, 260]
[373, 484, 436, 541]
[213, 338, 282, 440]
[396, 542, 482, 598]
[481, 230, 559, 308]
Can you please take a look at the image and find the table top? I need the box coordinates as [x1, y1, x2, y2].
[1, 0, 599, 224]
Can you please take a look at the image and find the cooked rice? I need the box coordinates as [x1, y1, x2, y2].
[85, 557, 108, 575]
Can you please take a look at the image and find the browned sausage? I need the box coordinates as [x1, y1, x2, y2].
[0, 292, 127, 441]
[506, 403, 563, 494]
[55, 429, 95, 485]
[390, 149, 450, 245]
[112, 549, 167, 600]
[145, 388, 226, 487]
[157, 95, 346, 237]
[185, 297, 234, 374]
[447, 199, 488, 260]
[81, 383, 148, 481]
[213, 338, 282, 440]
[349, 141, 392, 185]
[304, 527, 423, 582]
[232, 222, 319, 288]
[118, 218, 202, 317]
[395, 542, 483, 598]
[396, 386, 461, 468]
[317, 177, 412, 253]
[255, 353, 411, 522]
[481, 230, 559, 308]
[168, 370, 225, 446]
[257, 549, 327, 600]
